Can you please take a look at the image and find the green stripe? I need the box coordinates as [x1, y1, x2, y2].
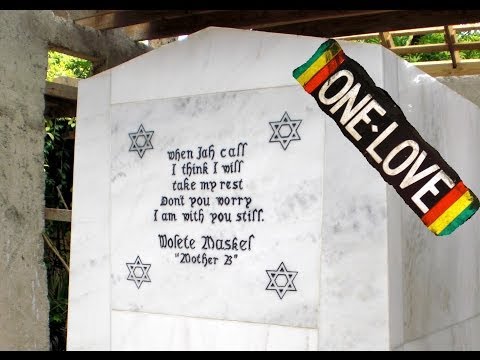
[293, 39, 337, 80]
[438, 198, 480, 236]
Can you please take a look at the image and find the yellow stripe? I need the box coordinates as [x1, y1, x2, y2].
[296, 42, 342, 86]
[428, 191, 474, 235]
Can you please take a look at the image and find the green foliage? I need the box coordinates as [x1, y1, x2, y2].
[44, 51, 91, 208]
[458, 31, 480, 59]
[44, 51, 92, 351]
[44, 232, 70, 351]
[355, 32, 480, 63]
[44, 117, 74, 208]
[362, 38, 381, 45]
[47, 51, 93, 81]
[402, 33, 450, 62]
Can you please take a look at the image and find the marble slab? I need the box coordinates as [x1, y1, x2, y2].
[317, 116, 390, 351]
[111, 310, 318, 351]
[381, 49, 480, 342]
[402, 313, 480, 351]
[110, 86, 324, 328]
[67, 71, 112, 350]
[110, 27, 382, 104]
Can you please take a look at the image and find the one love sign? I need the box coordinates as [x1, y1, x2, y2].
[293, 39, 479, 236]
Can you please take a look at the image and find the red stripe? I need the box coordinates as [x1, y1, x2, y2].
[303, 51, 346, 94]
[421, 181, 468, 226]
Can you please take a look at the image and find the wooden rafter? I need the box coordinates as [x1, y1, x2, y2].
[416, 59, 480, 77]
[120, 10, 399, 41]
[53, 10, 116, 21]
[379, 31, 394, 48]
[62, 9, 480, 43]
[350, 41, 480, 56]
[331, 20, 480, 75]
[44, 208, 72, 222]
[50, 10, 480, 82]
[264, 10, 480, 39]
[75, 10, 222, 31]
[444, 25, 461, 68]
[336, 23, 480, 41]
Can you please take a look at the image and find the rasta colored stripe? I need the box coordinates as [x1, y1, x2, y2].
[438, 199, 480, 236]
[292, 38, 479, 236]
[428, 190, 479, 235]
[303, 51, 346, 94]
[293, 39, 337, 79]
[422, 181, 468, 226]
[293, 41, 342, 86]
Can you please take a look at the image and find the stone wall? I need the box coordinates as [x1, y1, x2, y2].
[0, 10, 149, 350]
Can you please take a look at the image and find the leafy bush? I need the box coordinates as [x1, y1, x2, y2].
[357, 31, 480, 63]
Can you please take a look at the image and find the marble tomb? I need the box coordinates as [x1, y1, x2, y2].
[67, 27, 480, 351]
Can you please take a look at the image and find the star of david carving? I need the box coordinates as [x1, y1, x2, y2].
[269, 112, 302, 150]
[266, 262, 298, 299]
[129, 124, 154, 159]
[126, 256, 151, 289]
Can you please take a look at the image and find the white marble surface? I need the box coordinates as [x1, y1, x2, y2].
[67, 71, 112, 350]
[381, 48, 407, 350]
[313, 43, 391, 350]
[110, 27, 382, 104]
[68, 27, 480, 350]
[382, 49, 480, 343]
[111, 310, 318, 351]
[109, 87, 323, 328]
[318, 112, 390, 350]
[402, 314, 480, 351]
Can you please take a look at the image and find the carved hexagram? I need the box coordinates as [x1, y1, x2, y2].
[269, 112, 302, 150]
[266, 262, 298, 299]
[129, 124, 154, 159]
[126, 256, 151, 289]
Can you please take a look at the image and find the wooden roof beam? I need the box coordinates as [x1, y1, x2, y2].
[379, 31, 394, 48]
[263, 10, 480, 39]
[53, 10, 117, 21]
[335, 33, 379, 41]
[75, 10, 223, 31]
[444, 25, 460, 68]
[416, 59, 480, 77]
[120, 10, 399, 41]
[390, 24, 480, 37]
[45, 208, 72, 222]
[335, 23, 480, 41]
[390, 41, 480, 56]
[393, 43, 448, 55]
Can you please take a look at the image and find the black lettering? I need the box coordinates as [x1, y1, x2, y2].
[172, 178, 196, 191]
[200, 181, 216, 192]
[210, 212, 232, 224]
[182, 209, 204, 223]
[168, 149, 193, 161]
